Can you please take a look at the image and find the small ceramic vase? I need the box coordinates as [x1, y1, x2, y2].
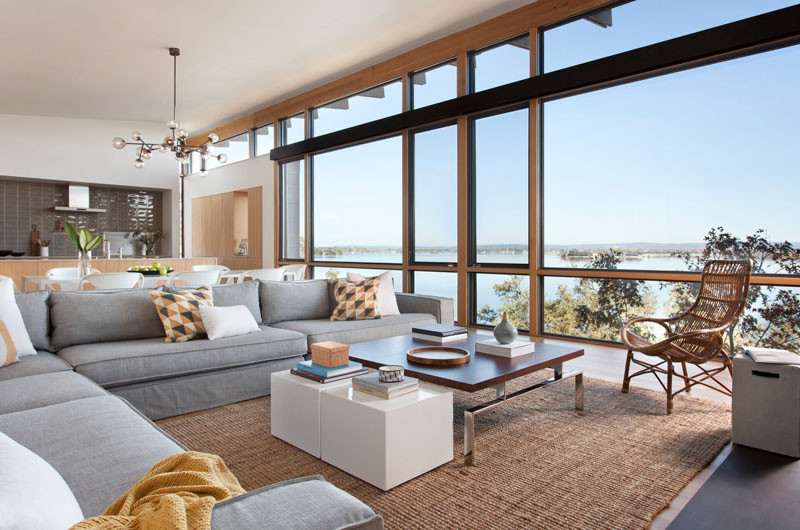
[493, 312, 518, 344]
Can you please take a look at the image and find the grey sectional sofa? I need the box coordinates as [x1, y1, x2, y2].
[1, 277, 453, 528]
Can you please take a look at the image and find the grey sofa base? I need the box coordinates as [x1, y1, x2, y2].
[109, 356, 300, 420]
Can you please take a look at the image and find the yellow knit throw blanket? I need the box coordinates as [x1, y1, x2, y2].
[71, 451, 245, 530]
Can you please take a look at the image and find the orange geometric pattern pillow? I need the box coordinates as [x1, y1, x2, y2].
[330, 278, 381, 321]
[149, 286, 213, 343]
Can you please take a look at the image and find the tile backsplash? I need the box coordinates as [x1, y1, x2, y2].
[0, 177, 164, 256]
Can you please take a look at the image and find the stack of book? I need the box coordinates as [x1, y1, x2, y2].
[411, 324, 468, 344]
[352, 373, 419, 399]
[291, 359, 368, 383]
[475, 338, 535, 358]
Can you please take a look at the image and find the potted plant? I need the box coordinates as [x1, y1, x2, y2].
[133, 230, 163, 257]
[64, 221, 103, 277]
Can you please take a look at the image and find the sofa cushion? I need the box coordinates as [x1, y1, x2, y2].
[15, 290, 51, 351]
[260, 279, 330, 325]
[50, 289, 165, 350]
[150, 286, 213, 343]
[0, 431, 85, 529]
[0, 351, 72, 381]
[211, 476, 383, 530]
[330, 278, 381, 321]
[165, 280, 262, 324]
[57, 326, 308, 388]
[273, 313, 437, 349]
[0, 396, 184, 518]
[0, 371, 106, 415]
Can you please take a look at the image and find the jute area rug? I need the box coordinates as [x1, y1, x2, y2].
[157, 374, 730, 529]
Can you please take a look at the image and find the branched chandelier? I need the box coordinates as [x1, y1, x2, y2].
[112, 48, 226, 177]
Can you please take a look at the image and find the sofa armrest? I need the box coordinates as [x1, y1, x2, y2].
[395, 293, 454, 325]
[211, 475, 383, 530]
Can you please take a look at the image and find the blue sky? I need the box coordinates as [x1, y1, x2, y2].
[309, 0, 799, 248]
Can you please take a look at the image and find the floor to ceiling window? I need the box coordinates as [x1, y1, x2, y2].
[311, 136, 403, 264]
[271, 1, 799, 346]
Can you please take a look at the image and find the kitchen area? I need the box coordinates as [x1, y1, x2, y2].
[0, 177, 214, 289]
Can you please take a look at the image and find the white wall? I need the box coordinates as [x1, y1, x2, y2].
[0, 114, 181, 256]
[183, 155, 275, 266]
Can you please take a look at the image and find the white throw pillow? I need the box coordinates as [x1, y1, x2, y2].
[0, 276, 35, 359]
[347, 271, 400, 317]
[199, 304, 260, 341]
[0, 431, 84, 530]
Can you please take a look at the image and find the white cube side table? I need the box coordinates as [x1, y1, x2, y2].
[270, 370, 352, 458]
[320, 383, 453, 491]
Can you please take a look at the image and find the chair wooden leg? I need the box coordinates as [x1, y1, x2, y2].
[681, 362, 690, 394]
[666, 360, 674, 415]
[622, 350, 633, 393]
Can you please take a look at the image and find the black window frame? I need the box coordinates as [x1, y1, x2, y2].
[467, 103, 531, 269]
[408, 118, 459, 267]
[408, 58, 458, 111]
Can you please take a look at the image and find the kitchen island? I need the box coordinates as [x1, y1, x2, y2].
[0, 257, 217, 291]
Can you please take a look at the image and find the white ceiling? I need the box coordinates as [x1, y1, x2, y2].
[0, 0, 534, 133]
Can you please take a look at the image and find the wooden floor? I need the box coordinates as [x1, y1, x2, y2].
[554, 338, 732, 405]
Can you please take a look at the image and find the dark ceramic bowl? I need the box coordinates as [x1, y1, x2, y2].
[0, 250, 12, 257]
[10, 251, 25, 257]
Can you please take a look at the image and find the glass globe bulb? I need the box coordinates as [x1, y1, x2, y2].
[141, 149, 152, 159]
[164, 136, 175, 147]
[112, 137, 126, 149]
[131, 131, 141, 141]
[201, 151, 210, 159]
[167, 120, 179, 130]
[134, 158, 144, 168]
[158, 144, 167, 153]
[217, 153, 228, 163]
[177, 128, 188, 139]
[208, 133, 219, 143]
[175, 152, 185, 161]
[200, 169, 208, 177]
[204, 143, 214, 153]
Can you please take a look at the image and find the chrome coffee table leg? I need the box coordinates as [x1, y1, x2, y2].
[463, 367, 583, 466]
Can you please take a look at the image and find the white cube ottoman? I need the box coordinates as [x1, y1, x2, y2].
[270, 370, 352, 458]
[320, 383, 453, 490]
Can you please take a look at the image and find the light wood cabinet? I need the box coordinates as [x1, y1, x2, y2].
[192, 187, 262, 270]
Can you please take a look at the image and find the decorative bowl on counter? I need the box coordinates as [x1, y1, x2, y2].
[0, 250, 12, 257]
[127, 262, 173, 276]
[10, 251, 25, 257]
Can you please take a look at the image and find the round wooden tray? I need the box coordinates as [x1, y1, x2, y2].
[407, 346, 470, 366]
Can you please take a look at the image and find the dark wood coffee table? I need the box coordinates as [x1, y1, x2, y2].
[348, 332, 584, 465]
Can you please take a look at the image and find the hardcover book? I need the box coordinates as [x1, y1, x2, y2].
[295, 360, 363, 377]
[474, 339, 535, 358]
[290, 367, 369, 384]
[411, 332, 467, 344]
[351, 373, 419, 397]
[410, 324, 468, 337]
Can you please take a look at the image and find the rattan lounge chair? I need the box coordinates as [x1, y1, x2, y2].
[621, 259, 752, 414]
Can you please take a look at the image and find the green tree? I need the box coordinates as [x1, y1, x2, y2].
[477, 275, 529, 330]
[671, 227, 800, 353]
[325, 269, 341, 280]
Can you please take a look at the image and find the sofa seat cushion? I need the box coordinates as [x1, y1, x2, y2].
[0, 396, 184, 517]
[0, 371, 106, 415]
[57, 327, 308, 388]
[211, 475, 383, 530]
[273, 313, 437, 349]
[0, 351, 72, 381]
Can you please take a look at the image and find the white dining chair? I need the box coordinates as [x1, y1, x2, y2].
[191, 264, 231, 272]
[45, 267, 101, 291]
[238, 267, 286, 282]
[282, 264, 307, 281]
[79, 272, 144, 290]
[167, 270, 223, 287]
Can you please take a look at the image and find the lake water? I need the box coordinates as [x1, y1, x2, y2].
[310, 251, 716, 321]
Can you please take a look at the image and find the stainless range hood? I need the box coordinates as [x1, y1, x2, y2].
[54, 185, 107, 213]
